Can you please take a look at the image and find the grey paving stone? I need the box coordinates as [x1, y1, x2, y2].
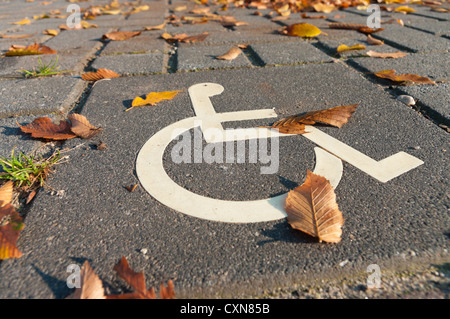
[0, 76, 85, 118]
[101, 32, 168, 55]
[371, 25, 450, 53]
[0, 64, 448, 298]
[43, 28, 108, 53]
[250, 41, 333, 65]
[228, 15, 282, 31]
[90, 52, 166, 75]
[412, 9, 450, 21]
[177, 44, 252, 71]
[407, 21, 450, 37]
[349, 52, 450, 84]
[182, 29, 298, 46]
[397, 83, 450, 121]
[166, 21, 227, 33]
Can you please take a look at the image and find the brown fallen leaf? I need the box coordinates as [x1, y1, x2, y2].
[81, 68, 120, 81]
[19, 117, 77, 140]
[366, 35, 384, 45]
[66, 261, 106, 299]
[312, 3, 336, 13]
[0, 33, 34, 39]
[107, 256, 175, 299]
[374, 69, 436, 85]
[125, 184, 138, 192]
[25, 190, 36, 205]
[0, 182, 13, 205]
[96, 141, 107, 150]
[0, 201, 25, 259]
[301, 13, 328, 19]
[328, 22, 384, 34]
[181, 31, 209, 43]
[215, 46, 242, 60]
[366, 50, 407, 59]
[5, 43, 57, 56]
[267, 104, 358, 134]
[128, 90, 181, 111]
[337, 44, 366, 53]
[358, 26, 384, 34]
[220, 15, 248, 27]
[285, 170, 344, 243]
[143, 23, 166, 31]
[68, 114, 102, 139]
[161, 32, 208, 43]
[102, 31, 141, 41]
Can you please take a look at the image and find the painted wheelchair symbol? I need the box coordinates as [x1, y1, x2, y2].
[136, 83, 424, 223]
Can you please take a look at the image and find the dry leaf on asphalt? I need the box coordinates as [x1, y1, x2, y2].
[366, 35, 384, 45]
[160, 32, 208, 43]
[366, 50, 407, 59]
[267, 104, 358, 134]
[285, 170, 344, 243]
[143, 23, 166, 31]
[0, 201, 25, 259]
[43, 29, 59, 36]
[107, 256, 175, 299]
[19, 117, 77, 140]
[0, 33, 34, 39]
[280, 23, 323, 37]
[68, 114, 102, 139]
[220, 15, 248, 27]
[102, 31, 141, 41]
[12, 18, 31, 25]
[128, 90, 181, 111]
[374, 69, 436, 85]
[394, 6, 415, 13]
[0, 182, 13, 205]
[328, 22, 384, 34]
[5, 43, 56, 56]
[81, 68, 120, 81]
[301, 13, 327, 19]
[337, 44, 366, 53]
[215, 46, 242, 60]
[80, 21, 98, 29]
[66, 261, 106, 299]
[312, 3, 336, 13]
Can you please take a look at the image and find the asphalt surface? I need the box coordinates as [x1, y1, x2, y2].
[0, 0, 448, 299]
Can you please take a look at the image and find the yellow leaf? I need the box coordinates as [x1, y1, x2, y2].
[12, 18, 31, 25]
[394, 6, 416, 13]
[102, 9, 121, 15]
[281, 23, 322, 38]
[337, 44, 366, 53]
[43, 29, 59, 36]
[128, 91, 181, 111]
[312, 3, 336, 13]
[81, 21, 98, 29]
